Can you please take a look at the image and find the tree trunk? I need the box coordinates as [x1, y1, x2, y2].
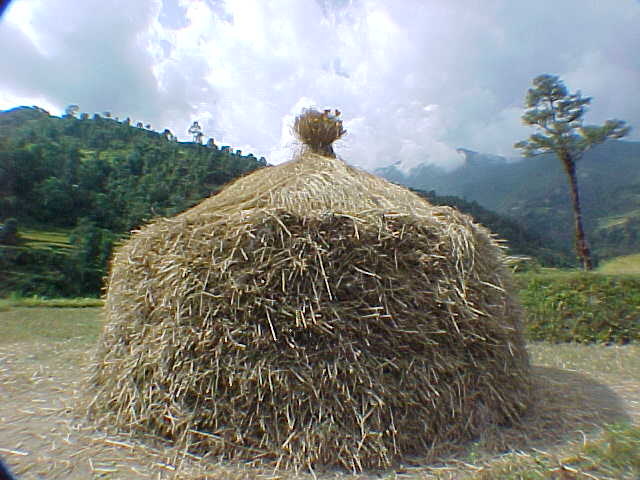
[560, 151, 593, 270]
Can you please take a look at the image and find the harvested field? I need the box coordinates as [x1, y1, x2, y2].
[0, 315, 638, 479]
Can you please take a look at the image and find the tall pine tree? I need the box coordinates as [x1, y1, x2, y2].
[515, 74, 629, 270]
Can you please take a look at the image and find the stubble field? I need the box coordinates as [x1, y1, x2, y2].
[0, 306, 638, 479]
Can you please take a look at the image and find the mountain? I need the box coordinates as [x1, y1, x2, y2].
[375, 140, 640, 261]
[456, 148, 510, 166]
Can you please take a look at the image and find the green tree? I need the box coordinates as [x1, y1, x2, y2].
[163, 129, 175, 142]
[188, 121, 203, 143]
[514, 74, 629, 270]
[64, 104, 79, 118]
[69, 218, 116, 293]
[34, 176, 75, 224]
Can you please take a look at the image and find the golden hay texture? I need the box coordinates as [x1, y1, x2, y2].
[292, 108, 345, 157]
[88, 126, 531, 472]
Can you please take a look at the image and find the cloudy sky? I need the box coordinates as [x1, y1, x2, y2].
[0, 0, 638, 171]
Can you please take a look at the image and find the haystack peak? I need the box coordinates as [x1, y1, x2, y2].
[293, 107, 346, 158]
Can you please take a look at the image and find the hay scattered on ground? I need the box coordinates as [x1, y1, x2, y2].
[88, 109, 532, 472]
[2, 339, 637, 479]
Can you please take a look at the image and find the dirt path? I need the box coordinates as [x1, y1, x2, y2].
[1, 341, 638, 479]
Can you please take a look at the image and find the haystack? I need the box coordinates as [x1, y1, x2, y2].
[88, 108, 531, 472]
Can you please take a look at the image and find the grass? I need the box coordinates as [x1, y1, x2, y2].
[456, 341, 640, 479]
[0, 295, 103, 310]
[19, 227, 72, 245]
[518, 251, 640, 277]
[0, 307, 103, 345]
[517, 271, 640, 344]
[15, 227, 73, 253]
[598, 253, 640, 274]
[465, 423, 640, 479]
[460, 339, 640, 479]
[580, 423, 640, 476]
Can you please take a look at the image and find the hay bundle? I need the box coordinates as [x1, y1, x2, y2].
[88, 109, 531, 472]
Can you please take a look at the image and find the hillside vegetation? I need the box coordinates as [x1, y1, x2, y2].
[518, 272, 640, 344]
[0, 106, 266, 230]
[415, 189, 571, 266]
[2, 106, 568, 297]
[0, 106, 265, 296]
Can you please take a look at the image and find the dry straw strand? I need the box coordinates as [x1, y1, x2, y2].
[87, 107, 532, 473]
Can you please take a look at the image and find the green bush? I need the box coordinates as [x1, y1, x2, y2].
[0, 244, 103, 298]
[518, 272, 640, 344]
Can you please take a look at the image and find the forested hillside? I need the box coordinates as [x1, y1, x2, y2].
[0, 106, 266, 230]
[413, 189, 569, 267]
[0, 106, 567, 297]
[376, 141, 640, 260]
[0, 106, 265, 296]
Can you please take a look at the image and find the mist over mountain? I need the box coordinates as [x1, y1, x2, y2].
[456, 149, 513, 167]
[375, 140, 640, 260]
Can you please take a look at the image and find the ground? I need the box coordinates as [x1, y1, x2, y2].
[0, 308, 638, 479]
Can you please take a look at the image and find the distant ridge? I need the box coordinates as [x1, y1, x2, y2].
[375, 140, 640, 260]
[456, 148, 509, 166]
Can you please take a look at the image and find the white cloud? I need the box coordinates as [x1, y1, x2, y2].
[563, 50, 640, 128]
[0, 90, 61, 115]
[1, 0, 638, 170]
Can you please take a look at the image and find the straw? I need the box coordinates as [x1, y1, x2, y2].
[87, 108, 532, 472]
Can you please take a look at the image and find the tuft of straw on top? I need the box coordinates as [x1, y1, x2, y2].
[293, 108, 346, 157]
[87, 121, 532, 473]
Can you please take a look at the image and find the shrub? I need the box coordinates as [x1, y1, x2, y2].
[518, 272, 640, 344]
